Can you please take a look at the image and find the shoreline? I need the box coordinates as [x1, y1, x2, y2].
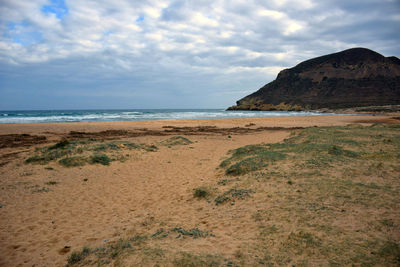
[0, 114, 395, 135]
[0, 109, 374, 125]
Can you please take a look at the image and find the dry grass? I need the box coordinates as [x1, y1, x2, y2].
[215, 124, 400, 266]
[25, 139, 157, 167]
[65, 123, 400, 266]
[159, 136, 193, 147]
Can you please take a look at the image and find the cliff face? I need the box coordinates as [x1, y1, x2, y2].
[228, 48, 400, 111]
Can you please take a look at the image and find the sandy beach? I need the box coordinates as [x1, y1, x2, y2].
[0, 114, 399, 266]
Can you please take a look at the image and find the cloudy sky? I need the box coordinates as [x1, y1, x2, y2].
[0, 0, 399, 110]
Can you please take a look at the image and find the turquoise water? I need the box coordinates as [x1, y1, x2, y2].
[0, 109, 341, 123]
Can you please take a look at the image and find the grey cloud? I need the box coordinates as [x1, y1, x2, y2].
[0, 0, 399, 109]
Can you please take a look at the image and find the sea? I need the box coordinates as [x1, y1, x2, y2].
[0, 109, 341, 124]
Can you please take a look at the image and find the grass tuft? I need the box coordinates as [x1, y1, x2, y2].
[67, 247, 90, 265]
[109, 239, 132, 259]
[221, 146, 286, 175]
[377, 241, 400, 263]
[32, 187, 50, 193]
[173, 252, 222, 267]
[172, 227, 214, 238]
[59, 156, 87, 167]
[193, 187, 210, 198]
[90, 154, 111, 165]
[160, 136, 193, 146]
[49, 139, 70, 150]
[26, 139, 157, 167]
[215, 188, 253, 205]
[219, 126, 364, 176]
[25, 155, 47, 164]
[328, 145, 359, 157]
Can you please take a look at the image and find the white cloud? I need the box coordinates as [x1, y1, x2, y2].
[143, 6, 162, 18]
[258, 9, 285, 19]
[0, 0, 399, 109]
[0, 0, 398, 69]
[283, 20, 305, 35]
[191, 12, 219, 27]
[257, 8, 305, 36]
[271, 0, 314, 9]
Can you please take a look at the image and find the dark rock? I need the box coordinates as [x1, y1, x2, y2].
[228, 48, 400, 111]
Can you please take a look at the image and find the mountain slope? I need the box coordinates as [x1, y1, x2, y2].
[228, 48, 400, 111]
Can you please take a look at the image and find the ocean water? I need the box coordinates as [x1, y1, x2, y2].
[0, 109, 340, 124]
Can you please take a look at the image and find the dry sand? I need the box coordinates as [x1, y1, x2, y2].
[0, 114, 397, 266]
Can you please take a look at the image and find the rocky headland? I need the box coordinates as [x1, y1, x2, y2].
[228, 48, 400, 111]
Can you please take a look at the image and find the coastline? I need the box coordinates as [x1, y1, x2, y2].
[0, 109, 361, 124]
[0, 114, 394, 135]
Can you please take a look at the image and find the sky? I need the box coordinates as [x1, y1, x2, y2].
[0, 0, 399, 110]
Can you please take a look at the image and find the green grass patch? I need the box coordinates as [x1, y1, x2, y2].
[215, 188, 253, 205]
[377, 241, 400, 264]
[108, 239, 132, 259]
[219, 126, 381, 176]
[65, 238, 140, 266]
[286, 231, 322, 249]
[160, 136, 193, 146]
[67, 247, 90, 266]
[32, 187, 50, 193]
[88, 141, 157, 152]
[65, 230, 218, 266]
[193, 186, 210, 198]
[259, 225, 279, 237]
[91, 142, 121, 151]
[225, 156, 266, 176]
[172, 227, 214, 239]
[211, 124, 400, 265]
[48, 139, 70, 150]
[217, 178, 240, 185]
[328, 145, 359, 157]
[173, 252, 222, 267]
[26, 139, 157, 167]
[25, 155, 47, 164]
[59, 156, 87, 167]
[90, 154, 111, 165]
[151, 228, 169, 239]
